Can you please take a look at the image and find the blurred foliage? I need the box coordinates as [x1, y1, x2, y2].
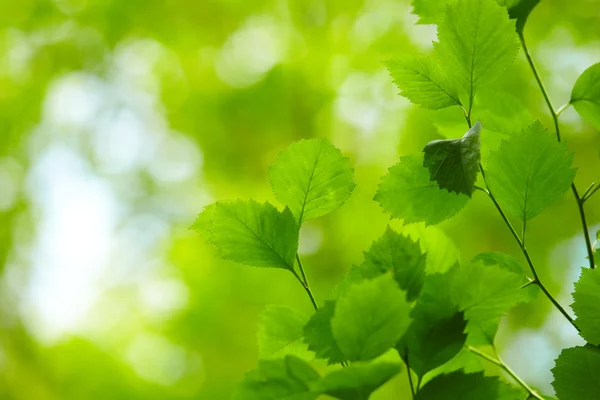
[0, 0, 599, 399]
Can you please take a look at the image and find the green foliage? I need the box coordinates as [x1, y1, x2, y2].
[385, 55, 461, 110]
[422, 121, 481, 196]
[270, 138, 355, 226]
[551, 346, 600, 400]
[570, 63, 600, 131]
[435, 0, 519, 109]
[258, 305, 310, 359]
[572, 268, 600, 345]
[303, 301, 346, 365]
[339, 227, 427, 302]
[316, 363, 402, 400]
[203, 200, 299, 270]
[415, 371, 522, 399]
[485, 122, 576, 221]
[331, 274, 411, 362]
[375, 154, 469, 225]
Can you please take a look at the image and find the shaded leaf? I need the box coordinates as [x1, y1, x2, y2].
[318, 363, 402, 400]
[303, 301, 346, 364]
[416, 371, 521, 399]
[551, 345, 600, 400]
[423, 121, 481, 196]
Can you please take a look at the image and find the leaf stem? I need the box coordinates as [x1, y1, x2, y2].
[519, 32, 596, 270]
[582, 182, 599, 203]
[555, 102, 571, 117]
[467, 346, 545, 400]
[478, 164, 580, 331]
[404, 350, 416, 399]
[292, 255, 318, 310]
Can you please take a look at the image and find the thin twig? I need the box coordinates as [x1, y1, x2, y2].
[468, 346, 545, 400]
[404, 350, 416, 399]
[519, 32, 596, 270]
[290, 260, 318, 311]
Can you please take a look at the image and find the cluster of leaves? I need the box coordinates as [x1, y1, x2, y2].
[193, 0, 600, 398]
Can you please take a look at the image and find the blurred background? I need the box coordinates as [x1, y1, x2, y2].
[0, 0, 599, 398]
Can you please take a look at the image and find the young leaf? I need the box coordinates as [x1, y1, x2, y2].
[317, 363, 401, 400]
[209, 200, 299, 270]
[375, 154, 469, 225]
[191, 203, 222, 253]
[341, 227, 427, 302]
[450, 261, 536, 323]
[331, 274, 411, 362]
[270, 138, 355, 226]
[572, 268, 600, 346]
[423, 121, 481, 196]
[415, 371, 522, 399]
[258, 305, 310, 359]
[303, 301, 346, 364]
[485, 122, 576, 221]
[551, 345, 600, 400]
[399, 311, 467, 378]
[411, 0, 459, 24]
[570, 62, 600, 131]
[385, 54, 461, 110]
[233, 355, 320, 400]
[435, 0, 519, 109]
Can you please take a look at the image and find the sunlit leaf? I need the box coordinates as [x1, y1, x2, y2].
[258, 305, 310, 359]
[317, 363, 402, 400]
[572, 268, 600, 346]
[570, 63, 600, 131]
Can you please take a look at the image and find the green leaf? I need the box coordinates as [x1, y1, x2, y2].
[233, 355, 320, 400]
[385, 54, 461, 110]
[570, 63, 600, 131]
[258, 305, 310, 359]
[423, 121, 481, 196]
[485, 122, 576, 221]
[411, 0, 459, 24]
[472, 252, 525, 275]
[572, 268, 600, 346]
[340, 227, 427, 302]
[303, 301, 346, 364]
[450, 261, 536, 323]
[332, 274, 411, 362]
[270, 138, 355, 226]
[375, 154, 469, 225]
[551, 345, 600, 400]
[416, 371, 522, 399]
[399, 311, 467, 378]
[191, 203, 221, 253]
[317, 363, 402, 400]
[507, 0, 540, 35]
[435, 0, 519, 109]
[210, 200, 299, 270]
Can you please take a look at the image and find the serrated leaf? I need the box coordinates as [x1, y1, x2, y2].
[416, 371, 522, 399]
[339, 227, 427, 302]
[572, 268, 600, 346]
[385, 54, 461, 110]
[303, 301, 346, 364]
[507, 0, 540, 34]
[399, 311, 467, 378]
[270, 138, 355, 226]
[210, 200, 299, 270]
[258, 305, 310, 360]
[551, 345, 600, 400]
[317, 363, 402, 400]
[485, 122, 576, 221]
[570, 63, 600, 131]
[423, 121, 481, 196]
[375, 154, 469, 225]
[450, 261, 536, 323]
[435, 0, 519, 110]
[233, 355, 320, 400]
[411, 0, 459, 24]
[331, 274, 411, 362]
